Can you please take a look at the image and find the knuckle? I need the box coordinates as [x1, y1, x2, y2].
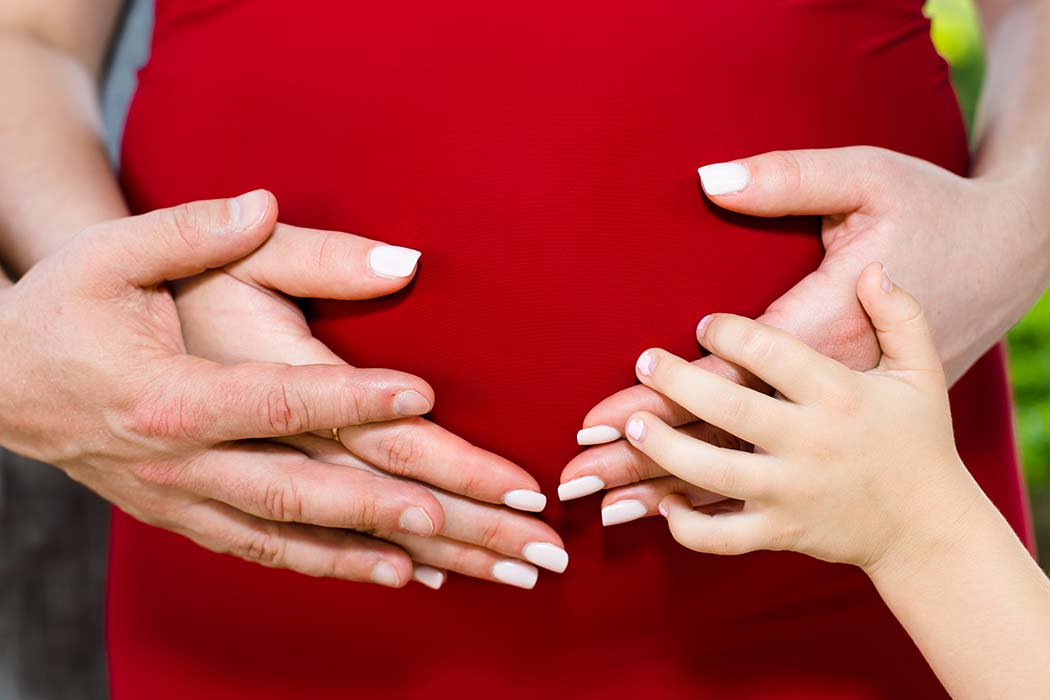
[348, 494, 380, 531]
[738, 326, 776, 367]
[167, 203, 207, 252]
[712, 461, 739, 494]
[261, 475, 305, 522]
[124, 390, 203, 442]
[767, 150, 805, 194]
[479, 516, 509, 551]
[377, 428, 424, 475]
[260, 378, 308, 435]
[721, 393, 751, 425]
[242, 530, 286, 568]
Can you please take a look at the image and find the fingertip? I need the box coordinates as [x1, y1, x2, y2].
[624, 412, 650, 444]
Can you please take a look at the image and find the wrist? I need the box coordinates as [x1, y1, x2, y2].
[862, 462, 987, 584]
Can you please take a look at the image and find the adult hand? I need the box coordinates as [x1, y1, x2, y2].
[173, 205, 566, 589]
[0, 191, 458, 588]
[561, 146, 1050, 524]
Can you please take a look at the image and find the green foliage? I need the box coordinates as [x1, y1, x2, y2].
[926, 0, 1050, 488]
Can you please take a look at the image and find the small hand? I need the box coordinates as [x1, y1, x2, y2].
[0, 192, 450, 587]
[624, 263, 981, 570]
[174, 207, 566, 588]
[562, 146, 1047, 523]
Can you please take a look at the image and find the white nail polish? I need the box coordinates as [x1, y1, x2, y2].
[492, 560, 539, 589]
[412, 565, 446, 590]
[601, 499, 648, 526]
[371, 561, 401, 587]
[697, 162, 750, 196]
[557, 475, 606, 501]
[502, 489, 547, 513]
[368, 245, 422, 278]
[522, 543, 569, 573]
[576, 425, 622, 445]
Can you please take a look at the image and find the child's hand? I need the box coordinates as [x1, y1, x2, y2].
[626, 262, 982, 572]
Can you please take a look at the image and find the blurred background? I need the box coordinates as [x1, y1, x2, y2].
[925, 0, 1050, 560]
[0, 2, 1046, 700]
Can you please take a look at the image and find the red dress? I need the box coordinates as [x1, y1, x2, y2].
[112, 2, 1030, 697]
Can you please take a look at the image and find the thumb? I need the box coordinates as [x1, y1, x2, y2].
[856, 262, 941, 373]
[82, 190, 277, 288]
[697, 146, 891, 217]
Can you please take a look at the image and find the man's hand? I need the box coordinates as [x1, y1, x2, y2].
[173, 205, 566, 589]
[560, 146, 1050, 524]
[0, 191, 462, 588]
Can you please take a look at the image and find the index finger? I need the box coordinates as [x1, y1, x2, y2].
[335, 417, 547, 512]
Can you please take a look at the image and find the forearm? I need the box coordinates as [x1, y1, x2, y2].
[867, 478, 1050, 699]
[0, 29, 128, 275]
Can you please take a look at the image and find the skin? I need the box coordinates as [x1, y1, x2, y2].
[565, 0, 1050, 516]
[0, 1, 567, 589]
[626, 263, 1050, 699]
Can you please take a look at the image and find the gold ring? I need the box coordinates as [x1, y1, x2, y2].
[331, 427, 341, 442]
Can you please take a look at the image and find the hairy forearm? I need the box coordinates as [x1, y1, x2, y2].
[0, 30, 128, 275]
[867, 480, 1050, 699]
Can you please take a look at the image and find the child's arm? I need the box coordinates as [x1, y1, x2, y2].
[623, 262, 1050, 699]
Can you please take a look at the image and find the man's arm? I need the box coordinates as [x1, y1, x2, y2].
[0, 0, 127, 273]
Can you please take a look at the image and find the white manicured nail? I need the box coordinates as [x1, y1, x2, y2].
[412, 565, 446, 590]
[502, 489, 547, 512]
[558, 475, 605, 501]
[492, 560, 539, 589]
[371, 561, 401, 587]
[368, 245, 422, 278]
[522, 543, 569, 573]
[602, 499, 648, 526]
[698, 162, 750, 196]
[576, 425, 622, 445]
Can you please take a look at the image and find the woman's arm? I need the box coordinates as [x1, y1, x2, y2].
[0, 0, 128, 272]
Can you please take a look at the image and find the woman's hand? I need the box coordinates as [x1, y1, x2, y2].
[0, 191, 461, 588]
[561, 146, 1050, 523]
[625, 263, 981, 570]
[174, 209, 567, 589]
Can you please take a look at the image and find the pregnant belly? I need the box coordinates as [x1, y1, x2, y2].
[112, 1, 971, 698]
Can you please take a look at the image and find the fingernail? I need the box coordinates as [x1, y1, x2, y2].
[625, 418, 646, 442]
[557, 475, 606, 501]
[658, 502, 670, 518]
[576, 425, 622, 445]
[394, 389, 432, 416]
[492, 560, 539, 589]
[636, 350, 656, 377]
[228, 190, 269, 231]
[696, 314, 714, 339]
[412, 565, 446, 590]
[601, 499, 648, 526]
[522, 542, 569, 573]
[368, 245, 422, 278]
[399, 506, 435, 536]
[371, 561, 401, 587]
[880, 264, 893, 293]
[697, 162, 750, 196]
[502, 489, 547, 512]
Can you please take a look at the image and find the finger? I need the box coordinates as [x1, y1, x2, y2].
[694, 314, 855, 405]
[599, 476, 727, 526]
[79, 190, 278, 289]
[634, 349, 791, 449]
[186, 442, 444, 535]
[430, 491, 568, 573]
[180, 500, 414, 586]
[624, 412, 770, 500]
[225, 222, 421, 299]
[856, 262, 943, 375]
[576, 353, 765, 445]
[411, 565, 448, 590]
[335, 417, 546, 511]
[164, 358, 436, 442]
[696, 146, 895, 215]
[659, 493, 768, 555]
[384, 532, 541, 590]
[560, 421, 749, 500]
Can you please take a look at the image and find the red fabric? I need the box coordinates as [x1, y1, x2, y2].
[110, 1, 1030, 697]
